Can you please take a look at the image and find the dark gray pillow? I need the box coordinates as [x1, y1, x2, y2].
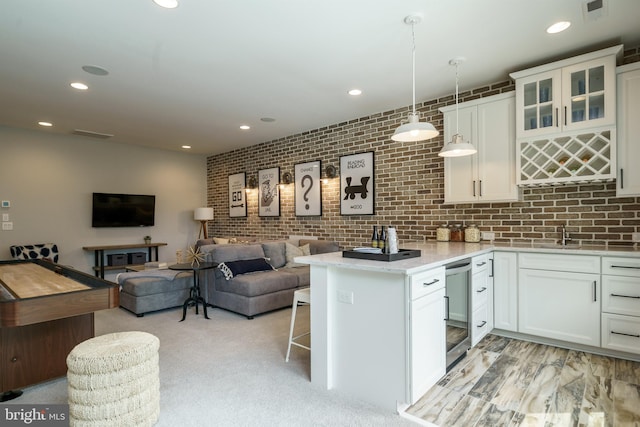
[299, 239, 340, 255]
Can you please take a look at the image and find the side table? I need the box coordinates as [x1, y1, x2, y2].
[169, 262, 216, 321]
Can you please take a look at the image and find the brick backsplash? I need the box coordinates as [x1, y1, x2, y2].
[207, 46, 639, 248]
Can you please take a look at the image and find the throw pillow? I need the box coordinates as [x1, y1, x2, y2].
[283, 243, 310, 268]
[213, 237, 230, 245]
[218, 258, 274, 280]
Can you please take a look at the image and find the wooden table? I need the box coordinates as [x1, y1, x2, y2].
[82, 242, 167, 278]
[0, 259, 118, 396]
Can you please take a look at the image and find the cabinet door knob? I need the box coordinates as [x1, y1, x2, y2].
[11, 357, 17, 363]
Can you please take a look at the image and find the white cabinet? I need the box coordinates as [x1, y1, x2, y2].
[471, 253, 491, 346]
[511, 46, 620, 138]
[518, 253, 600, 347]
[511, 45, 622, 187]
[493, 251, 518, 332]
[601, 257, 640, 354]
[410, 268, 446, 403]
[616, 62, 640, 196]
[440, 92, 520, 203]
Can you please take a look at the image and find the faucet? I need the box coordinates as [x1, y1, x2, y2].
[561, 224, 572, 246]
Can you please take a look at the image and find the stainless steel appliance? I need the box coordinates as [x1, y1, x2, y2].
[444, 259, 472, 371]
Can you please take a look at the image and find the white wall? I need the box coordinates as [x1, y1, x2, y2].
[0, 126, 207, 279]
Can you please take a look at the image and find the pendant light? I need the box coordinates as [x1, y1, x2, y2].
[391, 15, 439, 142]
[438, 58, 477, 157]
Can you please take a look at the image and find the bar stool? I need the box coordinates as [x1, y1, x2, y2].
[285, 287, 310, 362]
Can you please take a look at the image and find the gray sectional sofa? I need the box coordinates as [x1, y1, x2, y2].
[198, 239, 339, 319]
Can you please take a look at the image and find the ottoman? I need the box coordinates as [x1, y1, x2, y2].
[67, 331, 160, 427]
[118, 270, 193, 317]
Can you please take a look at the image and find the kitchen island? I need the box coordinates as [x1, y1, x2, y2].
[296, 241, 640, 413]
[295, 241, 493, 412]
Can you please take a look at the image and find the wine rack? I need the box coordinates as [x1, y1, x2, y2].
[518, 128, 615, 186]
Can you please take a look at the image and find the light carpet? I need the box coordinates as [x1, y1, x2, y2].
[14, 305, 420, 426]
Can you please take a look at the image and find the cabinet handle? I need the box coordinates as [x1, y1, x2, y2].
[489, 258, 494, 278]
[564, 106, 567, 126]
[444, 296, 450, 321]
[479, 180, 483, 197]
[611, 331, 640, 339]
[423, 278, 440, 287]
[555, 108, 559, 127]
[620, 168, 624, 189]
[593, 281, 597, 302]
[611, 293, 640, 299]
[477, 321, 487, 328]
[611, 265, 640, 270]
[476, 287, 487, 293]
[472, 180, 476, 197]
[476, 261, 487, 267]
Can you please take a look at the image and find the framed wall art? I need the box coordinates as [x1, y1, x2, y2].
[340, 151, 375, 215]
[258, 167, 280, 217]
[294, 160, 322, 216]
[228, 172, 247, 217]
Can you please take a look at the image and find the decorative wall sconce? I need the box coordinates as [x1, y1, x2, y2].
[247, 175, 258, 191]
[323, 164, 337, 184]
[282, 172, 293, 184]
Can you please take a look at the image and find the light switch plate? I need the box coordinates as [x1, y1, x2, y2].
[1, 213, 8, 222]
[482, 232, 495, 241]
[632, 232, 640, 242]
[2, 222, 13, 230]
[1, 201, 9, 208]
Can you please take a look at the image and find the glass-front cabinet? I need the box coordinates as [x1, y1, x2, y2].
[511, 45, 622, 186]
[512, 46, 620, 139]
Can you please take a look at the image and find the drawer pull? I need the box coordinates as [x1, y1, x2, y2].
[476, 287, 487, 293]
[477, 321, 487, 328]
[476, 261, 487, 267]
[423, 278, 440, 287]
[611, 293, 640, 299]
[611, 331, 640, 339]
[610, 265, 640, 270]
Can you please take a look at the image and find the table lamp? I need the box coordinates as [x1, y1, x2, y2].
[194, 207, 214, 239]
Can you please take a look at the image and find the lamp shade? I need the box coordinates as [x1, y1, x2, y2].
[438, 134, 477, 157]
[194, 207, 214, 221]
[392, 113, 439, 142]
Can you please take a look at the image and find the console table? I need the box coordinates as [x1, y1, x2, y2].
[82, 243, 167, 278]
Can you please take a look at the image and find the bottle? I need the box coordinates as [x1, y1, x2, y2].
[371, 225, 378, 248]
[379, 226, 387, 252]
[436, 224, 450, 242]
[465, 224, 481, 243]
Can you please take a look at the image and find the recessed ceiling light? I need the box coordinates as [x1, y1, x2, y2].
[38, 121, 53, 127]
[547, 21, 571, 34]
[348, 89, 362, 96]
[240, 125, 250, 130]
[181, 145, 191, 149]
[82, 65, 109, 76]
[70, 82, 88, 90]
[153, 0, 178, 9]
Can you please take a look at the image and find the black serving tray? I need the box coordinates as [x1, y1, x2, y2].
[342, 249, 421, 262]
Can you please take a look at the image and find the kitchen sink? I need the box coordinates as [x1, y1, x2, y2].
[537, 243, 582, 249]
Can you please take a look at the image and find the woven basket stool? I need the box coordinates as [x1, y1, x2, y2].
[66, 331, 160, 427]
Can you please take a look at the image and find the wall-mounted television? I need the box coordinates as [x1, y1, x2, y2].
[92, 193, 155, 228]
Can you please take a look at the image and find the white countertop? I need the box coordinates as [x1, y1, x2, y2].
[295, 241, 640, 275]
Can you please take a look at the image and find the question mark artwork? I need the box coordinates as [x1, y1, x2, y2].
[258, 167, 280, 217]
[340, 151, 374, 215]
[294, 160, 322, 216]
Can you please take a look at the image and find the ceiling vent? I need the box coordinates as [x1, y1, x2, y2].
[583, 0, 608, 22]
[71, 129, 114, 139]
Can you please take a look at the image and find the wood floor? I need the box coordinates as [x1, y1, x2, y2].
[406, 334, 640, 426]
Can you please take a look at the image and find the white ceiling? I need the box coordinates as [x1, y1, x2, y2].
[1, 0, 639, 155]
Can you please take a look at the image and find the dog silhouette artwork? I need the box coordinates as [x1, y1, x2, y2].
[343, 176, 370, 200]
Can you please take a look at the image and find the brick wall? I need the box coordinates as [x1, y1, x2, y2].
[206, 46, 639, 248]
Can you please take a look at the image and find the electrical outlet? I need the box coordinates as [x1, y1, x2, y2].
[482, 232, 495, 241]
[632, 232, 640, 242]
[2, 222, 13, 231]
[337, 290, 354, 304]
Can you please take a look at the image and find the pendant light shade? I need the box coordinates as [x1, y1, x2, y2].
[391, 15, 439, 143]
[439, 58, 477, 157]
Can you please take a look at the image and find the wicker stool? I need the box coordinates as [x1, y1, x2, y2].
[66, 331, 160, 427]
